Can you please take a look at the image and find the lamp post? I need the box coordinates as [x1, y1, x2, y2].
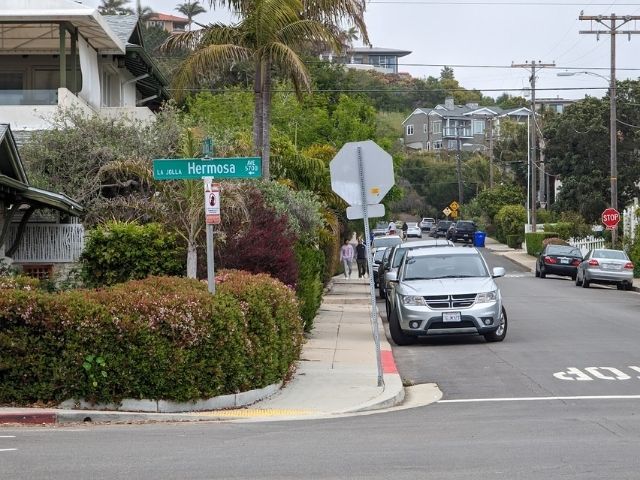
[558, 70, 617, 246]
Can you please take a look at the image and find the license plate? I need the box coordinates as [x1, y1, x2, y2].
[443, 312, 461, 322]
[603, 263, 621, 270]
[560, 258, 569, 264]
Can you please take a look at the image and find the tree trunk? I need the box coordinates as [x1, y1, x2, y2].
[253, 59, 263, 159]
[261, 59, 272, 180]
[186, 241, 197, 279]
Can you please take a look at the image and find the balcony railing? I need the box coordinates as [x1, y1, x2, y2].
[0, 89, 58, 106]
[443, 127, 472, 137]
[7, 224, 85, 263]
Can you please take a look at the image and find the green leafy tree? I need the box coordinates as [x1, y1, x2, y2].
[98, 0, 133, 15]
[164, 0, 368, 179]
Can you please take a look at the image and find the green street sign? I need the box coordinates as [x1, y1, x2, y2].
[153, 157, 262, 180]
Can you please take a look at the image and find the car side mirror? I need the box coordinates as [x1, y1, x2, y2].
[387, 271, 398, 283]
[492, 267, 506, 278]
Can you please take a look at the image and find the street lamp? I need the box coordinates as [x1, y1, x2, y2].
[557, 70, 618, 246]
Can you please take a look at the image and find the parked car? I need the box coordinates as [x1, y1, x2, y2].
[372, 248, 388, 288]
[419, 217, 436, 232]
[382, 239, 455, 315]
[405, 222, 422, 238]
[446, 220, 477, 243]
[575, 248, 634, 290]
[372, 222, 388, 237]
[371, 235, 402, 255]
[535, 244, 582, 280]
[431, 220, 453, 238]
[386, 246, 507, 346]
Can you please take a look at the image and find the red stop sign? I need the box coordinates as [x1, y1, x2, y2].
[602, 208, 620, 229]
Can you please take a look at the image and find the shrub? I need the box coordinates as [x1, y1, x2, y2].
[506, 235, 523, 249]
[543, 222, 573, 240]
[474, 184, 526, 222]
[80, 221, 184, 287]
[542, 237, 570, 247]
[525, 232, 560, 256]
[494, 204, 527, 243]
[0, 272, 303, 405]
[217, 190, 298, 287]
[294, 243, 325, 331]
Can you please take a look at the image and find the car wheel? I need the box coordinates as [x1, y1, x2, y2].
[535, 263, 540, 277]
[626, 282, 634, 291]
[617, 283, 625, 290]
[385, 298, 391, 319]
[575, 271, 582, 286]
[379, 284, 386, 299]
[484, 306, 507, 343]
[388, 309, 415, 346]
[539, 265, 546, 279]
[571, 272, 577, 281]
[582, 274, 590, 288]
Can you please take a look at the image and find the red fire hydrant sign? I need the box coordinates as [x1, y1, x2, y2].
[601, 207, 620, 230]
[204, 178, 221, 225]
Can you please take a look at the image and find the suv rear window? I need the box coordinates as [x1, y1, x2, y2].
[373, 237, 403, 248]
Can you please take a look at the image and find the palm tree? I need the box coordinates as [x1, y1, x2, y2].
[175, 1, 207, 31]
[135, 0, 154, 22]
[164, 0, 368, 180]
[98, 0, 134, 15]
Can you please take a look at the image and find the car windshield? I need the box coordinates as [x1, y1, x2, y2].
[373, 249, 386, 262]
[403, 254, 489, 280]
[373, 237, 402, 248]
[547, 245, 581, 256]
[592, 249, 628, 260]
[456, 221, 475, 228]
[375, 222, 387, 230]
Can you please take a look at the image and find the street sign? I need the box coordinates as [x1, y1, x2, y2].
[443, 207, 452, 216]
[346, 204, 385, 220]
[204, 179, 221, 225]
[450, 210, 459, 219]
[330, 140, 394, 205]
[602, 207, 620, 230]
[153, 157, 261, 180]
[449, 201, 460, 211]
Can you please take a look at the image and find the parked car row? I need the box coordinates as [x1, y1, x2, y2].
[430, 220, 478, 243]
[536, 245, 634, 290]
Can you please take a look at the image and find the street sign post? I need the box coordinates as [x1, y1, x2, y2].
[346, 203, 385, 220]
[153, 157, 262, 294]
[443, 207, 452, 217]
[602, 207, 620, 230]
[330, 140, 395, 388]
[153, 157, 261, 180]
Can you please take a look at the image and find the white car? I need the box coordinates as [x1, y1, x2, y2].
[420, 217, 436, 231]
[405, 222, 422, 238]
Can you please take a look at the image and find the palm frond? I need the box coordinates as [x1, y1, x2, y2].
[263, 42, 311, 98]
[276, 19, 340, 52]
[302, 0, 370, 46]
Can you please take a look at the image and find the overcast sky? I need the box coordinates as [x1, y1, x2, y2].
[83, 0, 640, 101]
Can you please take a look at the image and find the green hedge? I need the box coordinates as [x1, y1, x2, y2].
[525, 232, 559, 256]
[495, 205, 527, 244]
[0, 271, 303, 405]
[80, 221, 184, 287]
[506, 235, 523, 249]
[295, 243, 325, 332]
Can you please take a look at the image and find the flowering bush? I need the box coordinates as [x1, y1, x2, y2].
[0, 272, 302, 405]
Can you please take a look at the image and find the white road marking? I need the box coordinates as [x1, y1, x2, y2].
[0, 436, 16, 438]
[555, 366, 640, 381]
[0, 449, 17, 452]
[439, 395, 640, 403]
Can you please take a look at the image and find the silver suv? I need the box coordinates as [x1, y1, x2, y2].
[386, 246, 507, 345]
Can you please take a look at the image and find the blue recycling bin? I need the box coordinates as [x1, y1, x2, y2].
[474, 231, 486, 248]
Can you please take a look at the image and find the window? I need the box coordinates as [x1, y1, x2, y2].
[433, 141, 442, 150]
[423, 124, 428, 133]
[448, 139, 457, 149]
[406, 124, 414, 135]
[425, 142, 430, 151]
[432, 121, 442, 134]
[472, 120, 485, 135]
[22, 265, 53, 280]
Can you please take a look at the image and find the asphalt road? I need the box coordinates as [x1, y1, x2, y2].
[3, 243, 640, 479]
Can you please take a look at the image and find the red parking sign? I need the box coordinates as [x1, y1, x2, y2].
[601, 208, 620, 230]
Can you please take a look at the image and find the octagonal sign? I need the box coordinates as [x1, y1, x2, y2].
[329, 140, 394, 205]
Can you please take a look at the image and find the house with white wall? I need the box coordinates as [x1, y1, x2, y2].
[0, 0, 170, 279]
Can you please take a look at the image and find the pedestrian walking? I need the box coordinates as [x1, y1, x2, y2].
[387, 220, 397, 235]
[401, 221, 408, 240]
[340, 238, 355, 279]
[356, 238, 367, 278]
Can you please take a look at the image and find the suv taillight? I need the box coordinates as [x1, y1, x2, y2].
[588, 259, 599, 267]
[571, 259, 581, 266]
[624, 262, 634, 270]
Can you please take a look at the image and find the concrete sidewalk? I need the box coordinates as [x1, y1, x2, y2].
[0, 276, 405, 425]
[483, 236, 536, 272]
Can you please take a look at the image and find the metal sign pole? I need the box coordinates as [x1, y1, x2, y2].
[206, 223, 215, 294]
[357, 146, 384, 387]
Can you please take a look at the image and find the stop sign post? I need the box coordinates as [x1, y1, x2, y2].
[602, 207, 620, 230]
[330, 140, 395, 388]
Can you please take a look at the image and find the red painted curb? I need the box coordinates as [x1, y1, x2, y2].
[0, 413, 57, 425]
[381, 350, 398, 374]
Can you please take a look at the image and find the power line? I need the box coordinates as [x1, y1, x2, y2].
[306, 60, 640, 71]
[368, 1, 640, 4]
[168, 86, 609, 93]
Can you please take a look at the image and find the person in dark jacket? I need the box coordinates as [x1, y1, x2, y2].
[356, 238, 367, 278]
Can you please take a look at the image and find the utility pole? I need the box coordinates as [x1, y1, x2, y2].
[579, 13, 640, 247]
[456, 124, 464, 205]
[512, 60, 555, 233]
[488, 118, 494, 188]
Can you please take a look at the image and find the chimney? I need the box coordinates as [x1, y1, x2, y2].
[444, 97, 455, 110]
